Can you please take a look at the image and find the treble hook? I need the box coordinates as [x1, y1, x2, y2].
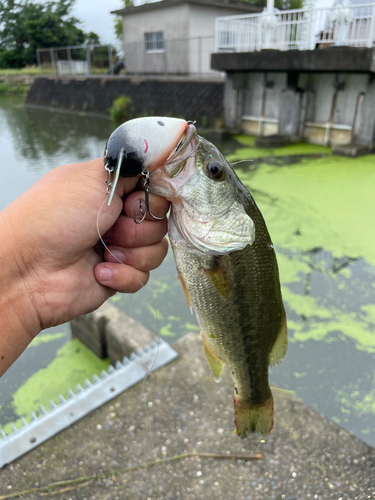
[134, 170, 168, 224]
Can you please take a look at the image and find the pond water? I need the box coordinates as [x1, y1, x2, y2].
[0, 95, 375, 448]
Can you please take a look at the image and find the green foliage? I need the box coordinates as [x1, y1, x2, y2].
[90, 45, 116, 70]
[114, 16, 123, 42]
[278, 0, 304, 8]
[0, 82, 29, 94]
[239, 0, 304, 7]
[114, 0, 133, 41]
[0, 65, 42, 74]
[85, 31, 100, 46]
[109, 95, 133, 124]
[0, 0, 100, 68]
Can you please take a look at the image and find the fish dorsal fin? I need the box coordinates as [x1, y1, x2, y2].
[202, 334, 225, 382]
[269, 306, 288, 367]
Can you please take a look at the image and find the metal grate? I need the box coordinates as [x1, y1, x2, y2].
[0, 340, 177, 468]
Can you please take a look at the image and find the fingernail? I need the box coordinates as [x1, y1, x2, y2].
[99, 268, 113, 282]
[110, 249, 125, 263]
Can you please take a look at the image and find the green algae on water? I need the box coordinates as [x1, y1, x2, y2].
[11, 339, 110, 420]
[29, 331, 67, 347]
[228, 135, 331, 162]
[236, 153, 375, 267]
[159, 323, 176, 337]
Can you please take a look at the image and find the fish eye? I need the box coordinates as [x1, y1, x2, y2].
[204, 161, 225, 181]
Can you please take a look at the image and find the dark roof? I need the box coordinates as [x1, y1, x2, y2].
[112, 0, 263, 16]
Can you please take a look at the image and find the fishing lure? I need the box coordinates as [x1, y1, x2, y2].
[103, 117, 189, 217]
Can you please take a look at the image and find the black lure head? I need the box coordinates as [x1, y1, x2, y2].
[104, 126, 144, 177]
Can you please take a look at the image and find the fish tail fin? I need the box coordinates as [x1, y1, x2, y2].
[234, 394, 273, 438]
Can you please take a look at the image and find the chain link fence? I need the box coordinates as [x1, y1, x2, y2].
[36, 38, 223, 79]
[36, 45, 118, 76]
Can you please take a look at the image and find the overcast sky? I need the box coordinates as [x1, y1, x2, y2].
[70, 0, 124, 47]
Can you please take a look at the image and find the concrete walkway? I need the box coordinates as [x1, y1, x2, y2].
[1, 333, 374, 499]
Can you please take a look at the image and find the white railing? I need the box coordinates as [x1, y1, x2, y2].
[215, 3, 375, 52]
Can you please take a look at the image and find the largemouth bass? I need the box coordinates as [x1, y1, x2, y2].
[104, 118, 287, 437]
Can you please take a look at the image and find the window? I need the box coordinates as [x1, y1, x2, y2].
[144, 31, 165, 52]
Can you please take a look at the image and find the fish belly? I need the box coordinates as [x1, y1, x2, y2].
[169, 215, 287, 437]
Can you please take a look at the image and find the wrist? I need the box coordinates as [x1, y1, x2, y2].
[0, 210, 42, 339]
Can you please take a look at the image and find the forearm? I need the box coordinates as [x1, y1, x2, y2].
[0, 158, 169, 376]
[0, 301, 40, 376]
[0, 209, 41, 376]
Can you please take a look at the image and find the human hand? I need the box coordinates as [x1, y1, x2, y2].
[0, 158, 169, 374]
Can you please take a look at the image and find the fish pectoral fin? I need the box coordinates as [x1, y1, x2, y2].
[268, 306, 288, 367]
[203, 260, 231, 299]
[201, 334, 225, 382]
[178, 271, 193, 313]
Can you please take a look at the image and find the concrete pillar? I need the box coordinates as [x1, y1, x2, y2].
[279, 90, 302, 137]
[223, 73, 236, 129]
[224, 72, 246, 131]
[71, 301, 155, 366]
[352, 77, 375, 148]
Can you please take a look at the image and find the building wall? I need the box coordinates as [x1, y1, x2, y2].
[122, 5, 190, 75]
[187, 4, 252, 76]
[121, 4, 259, 76]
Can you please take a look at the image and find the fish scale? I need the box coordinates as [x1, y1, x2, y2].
[150, 132, 287, 437]
[103, 117, 287, 437]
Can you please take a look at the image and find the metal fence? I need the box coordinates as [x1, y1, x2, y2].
[36, 45, 117, 75]
[36, 38, 222, 79]
[215, 2, 375, 52]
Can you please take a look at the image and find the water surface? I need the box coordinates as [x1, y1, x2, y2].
[0, 96, 374, 447]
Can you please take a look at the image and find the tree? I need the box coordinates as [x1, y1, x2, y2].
[114, 0, 134, 43]
[276, 0, 304, 8]
[237, 0, 304, 8]
[0, 0, 101, 68]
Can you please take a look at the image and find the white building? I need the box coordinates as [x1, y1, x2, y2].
[112, 0, 262, 77]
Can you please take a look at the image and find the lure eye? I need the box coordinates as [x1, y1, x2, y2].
[204, 161, 225, 181]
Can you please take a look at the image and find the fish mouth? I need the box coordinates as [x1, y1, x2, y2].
[164, 122, 198, 177]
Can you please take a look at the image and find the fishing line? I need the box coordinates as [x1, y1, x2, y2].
[96, 196, 161, 460]
[230, 159, 254, 167]
[96, 198, 146, 289]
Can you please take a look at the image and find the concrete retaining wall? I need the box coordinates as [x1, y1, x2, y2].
[224, 70, 375, 149]
[71, 301, 155, 366]
[0, 74, 38, 86]
[25, 76, 224, 126]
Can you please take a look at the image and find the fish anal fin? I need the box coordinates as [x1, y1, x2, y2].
[269, 306, 288, 367]
[203, 261, 231, 299]
[201, 334, 225, 382]
[234, 395, 274, 438]
[178, 271, 192, 313]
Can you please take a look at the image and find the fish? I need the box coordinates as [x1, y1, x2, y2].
[104, 117, 287, 437]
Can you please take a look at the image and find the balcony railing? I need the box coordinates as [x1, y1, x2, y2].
[215, 3, 375, 52]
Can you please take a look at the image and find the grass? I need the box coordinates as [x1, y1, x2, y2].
[0, 82, 30, 95]
[0, 66, 41, 75]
